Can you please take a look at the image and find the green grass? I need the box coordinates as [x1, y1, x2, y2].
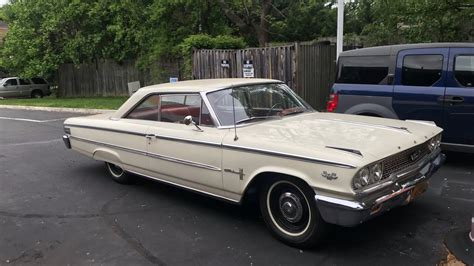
[0, 96, 129, 110]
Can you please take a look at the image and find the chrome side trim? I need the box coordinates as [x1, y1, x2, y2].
[325, 146, 363, 157]
[64, 124, 147, 137]
[223, 144, 357, 169]
[156, 135, 221, 148]
[70, 136, 147, 156]
[70, 136, 221, 172]
[315, 195, 365, 210]
[127, 170, 240, 203]
[147, 151, 221, 172]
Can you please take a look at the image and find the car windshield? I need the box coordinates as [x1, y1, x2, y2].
[206, 83, 312, 126]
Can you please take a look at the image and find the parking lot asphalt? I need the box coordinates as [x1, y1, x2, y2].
[0, 108, 473, 265]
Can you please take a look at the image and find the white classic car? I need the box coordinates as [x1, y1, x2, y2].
[63, 79, 445, 248]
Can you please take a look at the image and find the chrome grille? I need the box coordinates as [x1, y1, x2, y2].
[382, 143, 430, 179]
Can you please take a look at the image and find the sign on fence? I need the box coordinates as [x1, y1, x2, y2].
[192, 43, 337, 110]
[243, 60, 254, 78]
[127, 81, 141, 95]
[221, 60, 230, 68]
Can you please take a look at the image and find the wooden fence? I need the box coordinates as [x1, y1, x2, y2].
[192, 43, 336, 110]
[59, 60, 180, 97]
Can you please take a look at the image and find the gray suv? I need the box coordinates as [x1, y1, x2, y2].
[0, 77, 51, 98]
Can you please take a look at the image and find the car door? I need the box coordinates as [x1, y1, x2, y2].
[146, 93, 226, 191]
[392, 48, 448, 127]
[0, 78, 20, 97]
[18, 78, 32, 96]
[442, 48, 474, 146]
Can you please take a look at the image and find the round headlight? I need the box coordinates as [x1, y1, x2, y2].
[435, 134, 442, 149]
[372, 163, 383, 182]
[428, 137, 436, 152]
[353, 177, 363, 189]
[359, 167, 370, 186]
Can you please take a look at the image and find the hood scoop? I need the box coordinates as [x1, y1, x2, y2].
[326, 146, 363, 157]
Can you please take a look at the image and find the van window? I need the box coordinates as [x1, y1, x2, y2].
[336, 56, 389, 85]
[454, 55, 474, 87]
[31, 78, 47, 84]
[402, 55, 443, 86]
[19, 79, 31, 85]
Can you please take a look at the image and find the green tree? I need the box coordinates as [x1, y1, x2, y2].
[358, 0, 473, 46]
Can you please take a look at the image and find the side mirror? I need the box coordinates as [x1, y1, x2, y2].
[183, 115, 193, 126]
[387, 74, 395, 85]
[183, 115, 203, 132]
[3, 83, 7, 87]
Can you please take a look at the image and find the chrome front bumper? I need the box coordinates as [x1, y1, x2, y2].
[315, 150, 446, 227]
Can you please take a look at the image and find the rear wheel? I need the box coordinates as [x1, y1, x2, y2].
[259, 176, 328, 248]
[105, 162, 132, 184]
[31, 90, 43, 98]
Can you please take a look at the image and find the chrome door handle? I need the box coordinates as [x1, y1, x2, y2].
[438, 95, 465, 104]
[145, 134, 156, 140]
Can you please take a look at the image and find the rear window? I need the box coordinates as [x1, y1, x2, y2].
[454, 55, 474, 87]
[336, 56, 389, 85]
[31, 78, 47, 84]
[402, 55, 443, 86]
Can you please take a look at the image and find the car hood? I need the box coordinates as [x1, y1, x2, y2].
[225, 112, 443, 167]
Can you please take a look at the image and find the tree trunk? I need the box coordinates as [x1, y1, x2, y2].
[217, 0, 272, 47]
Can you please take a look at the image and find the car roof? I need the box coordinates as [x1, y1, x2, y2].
[340, 42, 474, 57]
[139, 78, 283, 94]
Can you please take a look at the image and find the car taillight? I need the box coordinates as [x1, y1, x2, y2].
[326, 93, 339, 112]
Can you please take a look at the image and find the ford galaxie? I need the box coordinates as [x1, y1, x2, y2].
[63, 79, 445, 247]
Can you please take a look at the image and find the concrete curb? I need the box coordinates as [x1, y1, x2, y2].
[0, 105, 115, 114]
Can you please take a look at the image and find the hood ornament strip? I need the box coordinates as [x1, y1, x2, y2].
[325, 146, 363, 157]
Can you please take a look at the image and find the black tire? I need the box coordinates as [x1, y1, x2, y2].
[259, 176, 328, 248]
[105, 162, 133, 184]
[31, 90, 43, 98]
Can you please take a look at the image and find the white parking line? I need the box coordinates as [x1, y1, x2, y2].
[0, 117, 67, 123]
[3, 139, 62, 146]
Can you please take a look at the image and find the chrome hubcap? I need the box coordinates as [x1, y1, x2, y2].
[278, 192, 303, 223]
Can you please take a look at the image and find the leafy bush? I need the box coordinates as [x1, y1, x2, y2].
[213, 35, 246, 49]
[179, 34, 246, 78]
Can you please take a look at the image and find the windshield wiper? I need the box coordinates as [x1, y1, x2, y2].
[235, 116, 281, 125]
[280, 107, 307, 116]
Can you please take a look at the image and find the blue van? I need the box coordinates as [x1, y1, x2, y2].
[328, 43, 474, 152]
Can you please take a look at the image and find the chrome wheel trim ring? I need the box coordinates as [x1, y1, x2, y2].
[266, 180, 311, 237]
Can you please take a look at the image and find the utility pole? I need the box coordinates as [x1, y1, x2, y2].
[336, 0, 344, 59]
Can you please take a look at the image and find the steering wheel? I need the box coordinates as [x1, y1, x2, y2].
[266, 102, 283, 117]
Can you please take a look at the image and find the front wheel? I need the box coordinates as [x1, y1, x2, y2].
[105, 162, 132, 184]
[259, 177, 328, 248]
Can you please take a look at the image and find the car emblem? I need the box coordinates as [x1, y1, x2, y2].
[322, 171, 338, 180]
[410, 150, 421, 161]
